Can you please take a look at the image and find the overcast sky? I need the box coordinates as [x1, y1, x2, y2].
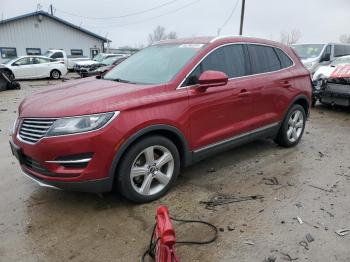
[1, 0, 350, 47]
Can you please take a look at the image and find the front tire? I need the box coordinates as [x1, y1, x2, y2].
[50, 70, 61, 79]
[117, 136, 180, 203]
[275, 104, 306, 147]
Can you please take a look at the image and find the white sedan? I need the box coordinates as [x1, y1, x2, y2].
[1, 56, 67, 80]
[313, 55, 350, 81]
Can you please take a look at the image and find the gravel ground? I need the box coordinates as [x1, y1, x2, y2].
[0, 76, 349, 262]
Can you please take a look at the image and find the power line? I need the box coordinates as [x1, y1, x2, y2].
[55, 0, 180, 20]
[84, 0, 202, 29]
[217, 0, 240, 35]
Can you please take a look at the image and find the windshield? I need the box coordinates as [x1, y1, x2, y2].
[331, 55, 350, 66]
[43, 50, 54, 57]
[93, 54, 107, 62]
[292, 44, 325, 59]
[103, 44, 204, 85]
[101, 56, 123, 65]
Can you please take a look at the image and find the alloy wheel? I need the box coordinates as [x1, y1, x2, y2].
[286, 110, 304, 143]
[130, 145, 174, 196]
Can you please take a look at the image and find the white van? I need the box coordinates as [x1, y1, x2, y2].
[292, 43, 350, 74]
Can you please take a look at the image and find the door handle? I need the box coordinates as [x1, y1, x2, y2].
[238, 89, 251, 97]
[281, 80, 292, 88]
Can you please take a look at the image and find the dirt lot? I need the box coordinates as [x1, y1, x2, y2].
[0, 76, 350, 262]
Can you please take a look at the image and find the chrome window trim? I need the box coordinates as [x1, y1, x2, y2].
[193, 122, 280, 153]
[177, 42, 295, 89]
[16, 111, 119, 145]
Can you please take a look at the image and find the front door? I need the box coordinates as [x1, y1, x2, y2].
[11, 57, 34, 79]
[184, 44, 256, 150]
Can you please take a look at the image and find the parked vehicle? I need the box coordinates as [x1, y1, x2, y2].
[292, 43, 350, 74]
[43, 49, 90, 70]
[74, 53, 120, 74]
[1, 56, 67, 80]
[0, 65, 20, 91]
[10, 36, 312, 203]
[80, 55, 129, 77]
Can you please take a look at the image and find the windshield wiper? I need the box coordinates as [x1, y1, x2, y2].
[113, 78, 136, 84]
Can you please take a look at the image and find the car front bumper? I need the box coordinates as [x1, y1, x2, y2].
[9, 121, 123, 193]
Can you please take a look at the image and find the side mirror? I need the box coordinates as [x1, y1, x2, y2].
[321, 53, 331, 62]
[11, 63, 18, 66]
[197, 70, 228, 91]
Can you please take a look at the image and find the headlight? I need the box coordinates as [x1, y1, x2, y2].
[46, 112, 117, 137]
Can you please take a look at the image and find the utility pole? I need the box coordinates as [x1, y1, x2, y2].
[50, 4, 53, 15]
[239, 0, 245, 35]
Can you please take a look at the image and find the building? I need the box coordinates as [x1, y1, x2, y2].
[0, 11, 109, 63]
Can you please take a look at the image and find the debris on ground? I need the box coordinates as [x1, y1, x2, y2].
[305, 233, 315, 243]
[200, 194, 264, 209]
[263, 177, 279, 185]
[263, 255, 277, 262]
[299, 240, 309, 250]
[207, 167, 216, 173]
[308, 184, 333, 192]
[227, 225, 235, 231]
[243, 240, 255, 245]
[280, 252, 299, 261]
[335, 229, 350, 237]
[296, 217, 303, 224]
[318, 151, 325, 158]
[320, 207, 335, 218]
[295, 202, 303, 208]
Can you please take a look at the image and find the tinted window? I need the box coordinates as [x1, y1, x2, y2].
[182, 44, 248, 86]
[275, 48, 293, 68]
[334, 45, 350, 57]
[26, 48, 41, 55]
[248, 45, 281, 74]
[0, 47, 17, 59]
[71, 49, 83, 56]
[51, 52, 63, 59]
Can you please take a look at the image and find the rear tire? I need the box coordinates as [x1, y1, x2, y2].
[50, 70, 61, 79]
[275, 104, 306, 147]
[117, 135, 180, 203]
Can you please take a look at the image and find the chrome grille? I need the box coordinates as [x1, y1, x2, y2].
[19, 118, 56, 143]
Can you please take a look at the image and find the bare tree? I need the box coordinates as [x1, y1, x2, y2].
[340, 34, 350, 43]
[280, 29, 301, 45]
[148, 25, 177, 45]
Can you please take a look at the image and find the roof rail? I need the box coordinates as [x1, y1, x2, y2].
[209, 35, 243, 43]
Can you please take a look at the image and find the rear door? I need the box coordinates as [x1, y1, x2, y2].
[184, 44, 256, 150]
[246, 44, 293, 128]
[33, 57, 52, 78]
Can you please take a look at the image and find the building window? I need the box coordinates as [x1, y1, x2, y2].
[26, 48, 41, 55]
[71, 49, 83, 56]
[0, 47, 17, 59]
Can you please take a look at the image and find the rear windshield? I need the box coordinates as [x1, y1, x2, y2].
[103, 44, 204, 85]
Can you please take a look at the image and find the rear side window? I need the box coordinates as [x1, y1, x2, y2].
[247, 45, 281, 74]
[182, 44, 248, 86]
[334, 45, 350, 57]
[274, 48, 293, 68]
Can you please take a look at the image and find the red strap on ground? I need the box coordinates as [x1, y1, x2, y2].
[155, 206, 180, 262]
[330, 64, 350, 78]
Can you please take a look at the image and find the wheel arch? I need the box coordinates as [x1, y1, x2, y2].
[108, 125, 192, 183]
[286, 94, 310, 118]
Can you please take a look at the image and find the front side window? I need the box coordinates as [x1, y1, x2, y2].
[248, 45, 281, 74]
[182, 44, 248, 86]
[13, 57, 32, 66]
[104, 44, 204, 85]
[26, 48, 41, 55]
[0, 47, 17, 59]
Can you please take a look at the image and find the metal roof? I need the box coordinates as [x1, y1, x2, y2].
[0, 11, 109, 42]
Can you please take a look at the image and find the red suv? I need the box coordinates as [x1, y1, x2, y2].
[10, 36, 312, 202]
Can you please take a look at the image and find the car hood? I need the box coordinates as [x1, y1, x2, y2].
[313, 65, 335, 80]
[19, 77, 166, 118]
[76, 60, 99, 66]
